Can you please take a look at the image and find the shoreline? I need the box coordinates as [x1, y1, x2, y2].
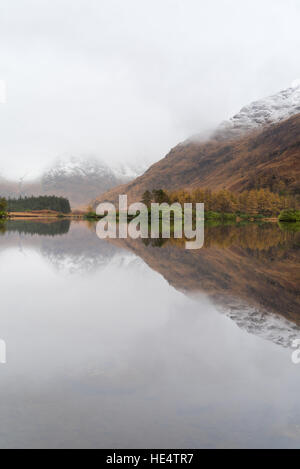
[7, 211, 85, 220]
[4, 212, 298, 224]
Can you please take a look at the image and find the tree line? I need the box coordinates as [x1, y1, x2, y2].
[5, 195, 71, 214]
[142, 188, 299, 217]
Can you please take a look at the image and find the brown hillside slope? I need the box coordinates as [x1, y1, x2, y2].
[94, 114, 300, 206]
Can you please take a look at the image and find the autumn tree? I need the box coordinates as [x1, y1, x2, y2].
[246, 191, 258, 215]
[150, 187, 299, 216]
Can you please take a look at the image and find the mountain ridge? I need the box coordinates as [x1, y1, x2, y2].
[93, 113, 300, 206]
[214, 82, 300, 140]
[0, 157, 144, 208]
[92, 83, 300, 207]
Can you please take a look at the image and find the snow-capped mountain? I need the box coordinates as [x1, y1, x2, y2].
[43, 156, 117, 183]
[97, 80, 300, 204]
[41, 156, 143, 207]
[0, 156, 146, 207]
[215, 80, 300, 140]
[43, 157, 143, 182]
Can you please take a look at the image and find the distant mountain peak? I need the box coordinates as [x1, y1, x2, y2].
[43, 156, 116, 182]
[43, 156, 143, 182]
[41, 156, 144, 207]
[215, 82, 300, 140]
[0, 155, 145, 208]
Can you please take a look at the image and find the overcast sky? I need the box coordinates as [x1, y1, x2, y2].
[0, 0, 300, 179]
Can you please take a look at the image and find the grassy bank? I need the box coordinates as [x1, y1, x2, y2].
[7, 210, 85, 220]
[278, 209, 300, 222]
[85, 209, 278, 222]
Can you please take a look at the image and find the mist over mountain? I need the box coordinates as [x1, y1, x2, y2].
[0, 157, 145, 208]
[2, 83, 300, 209]
[214, 81, 300, 140]
[95, 83, 300, 206]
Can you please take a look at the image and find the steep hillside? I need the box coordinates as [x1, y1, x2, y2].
[94, 83, 300, 206]
[94, 113, 300, 206]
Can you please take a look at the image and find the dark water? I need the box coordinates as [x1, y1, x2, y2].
[0, 219, 299, 449]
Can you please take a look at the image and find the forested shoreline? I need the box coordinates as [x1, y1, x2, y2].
[141, 188, 300, 218]
[5, 195, 71, 214]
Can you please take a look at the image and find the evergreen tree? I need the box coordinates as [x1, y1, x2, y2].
[152, 189, 170, 204]
[6, 196, 71, 213]
[0, 197, 7, 212]
[141, 191, 153, 209]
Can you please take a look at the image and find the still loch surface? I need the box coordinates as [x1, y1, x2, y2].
[0, 219, 299, 448]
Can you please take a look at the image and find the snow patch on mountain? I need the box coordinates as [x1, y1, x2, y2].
[42, 156, 143, 183]
[215, 81, 300, 140]
[41, 156, 144, 207]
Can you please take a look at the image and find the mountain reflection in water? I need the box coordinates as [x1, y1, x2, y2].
[1, 219, 299, 349]
[1, 219, 300, 449]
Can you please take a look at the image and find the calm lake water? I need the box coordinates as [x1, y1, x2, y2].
[0, 219, 299, 449]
